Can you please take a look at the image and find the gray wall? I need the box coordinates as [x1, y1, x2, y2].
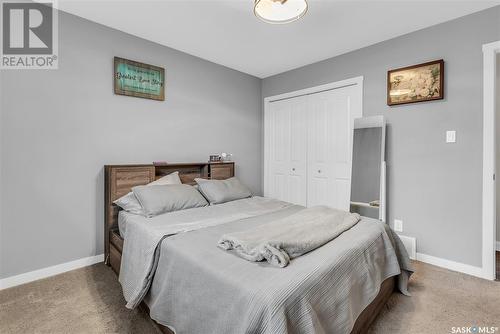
[0, 12, 262, 278]
[497, 54, 500, 243]
[262, 7, 500, 267]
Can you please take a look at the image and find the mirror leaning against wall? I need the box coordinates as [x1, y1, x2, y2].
[350, 116, 386, 221]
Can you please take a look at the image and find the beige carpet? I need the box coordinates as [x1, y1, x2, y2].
[1, 261, 499, 334]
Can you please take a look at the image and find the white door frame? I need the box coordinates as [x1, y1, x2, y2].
[482, 41, 499, 281]
[263, 76, 364, 198]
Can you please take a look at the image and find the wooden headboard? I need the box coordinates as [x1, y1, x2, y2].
[104, 162, 234, 264]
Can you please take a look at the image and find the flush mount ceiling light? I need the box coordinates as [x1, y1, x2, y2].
[254, 0, 308, 24]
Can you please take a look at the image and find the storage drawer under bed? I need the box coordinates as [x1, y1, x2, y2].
[109, 229, 123, 275]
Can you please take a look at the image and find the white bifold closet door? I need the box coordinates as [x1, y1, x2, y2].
[266, 83, 361, 210]
[268, 95, 308, 206]
[306, 85, 360, 210]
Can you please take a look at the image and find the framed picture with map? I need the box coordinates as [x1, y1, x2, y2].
[387, 59, 444, 106]
[114, 57, 165, 101]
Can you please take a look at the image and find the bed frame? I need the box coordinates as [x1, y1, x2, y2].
[104, 162, 235, 271]
[103, 161, 395, 334]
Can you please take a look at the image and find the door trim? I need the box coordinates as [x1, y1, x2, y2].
[263, 76, 364, 198]
[482, 41, 500, 281]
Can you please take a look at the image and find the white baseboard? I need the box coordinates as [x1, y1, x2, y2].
[416, 252, 488, 280]
[0, 254, 104, 290]
[496, 241, 500, 251]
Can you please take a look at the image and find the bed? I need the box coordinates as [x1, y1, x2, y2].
[104, 163, 412, 334]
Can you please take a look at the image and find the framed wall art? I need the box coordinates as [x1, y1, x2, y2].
[114, 57, 165, 101]
[387, 59, 444, 106]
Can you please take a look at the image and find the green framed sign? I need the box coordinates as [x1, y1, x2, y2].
[114, 57, 165, 101]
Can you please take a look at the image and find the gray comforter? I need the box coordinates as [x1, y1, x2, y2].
[119, 197, 294, 308]
[119, 197, 413, 334]
[218, 206, 361, 267]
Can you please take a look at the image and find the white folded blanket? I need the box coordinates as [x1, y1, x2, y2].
[218, 206, 361, 267]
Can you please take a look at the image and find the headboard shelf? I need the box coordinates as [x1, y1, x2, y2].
[154, 162, 210, 185]
[104, 161, 235, 265]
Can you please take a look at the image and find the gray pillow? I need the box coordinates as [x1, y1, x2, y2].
[132, 184, 208, 217]
[195, 177, 252, 205]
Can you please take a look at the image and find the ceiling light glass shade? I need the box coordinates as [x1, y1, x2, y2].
[254, 0, 308, 24]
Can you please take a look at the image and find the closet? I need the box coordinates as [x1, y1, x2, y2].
[264, 82, 362, 210]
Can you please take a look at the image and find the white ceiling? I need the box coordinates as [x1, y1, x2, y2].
[56, 0, 500, 78]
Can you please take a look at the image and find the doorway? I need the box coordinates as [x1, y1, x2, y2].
[483, 41, 500, 281]
[496, 52, 500, 280]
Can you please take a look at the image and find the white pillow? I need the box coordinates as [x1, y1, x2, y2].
[149, 171, 182, 186]
[113, 171, 181, 215]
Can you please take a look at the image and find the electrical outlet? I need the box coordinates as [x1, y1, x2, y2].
[394, 219, 403, 232]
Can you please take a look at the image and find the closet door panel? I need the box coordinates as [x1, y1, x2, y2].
[335, 179, 351, 210]
[334, 86, 361, 210]
[309, 177, 328, 207]
[307, 93, 334, 207]
[274, 173, 287, 201]
[307, 97, 329, 207]
[307, 86, 360, 210]
[334, 94, 351, 179]
[269, 104, 289, 201]
[288, 98, 307, 205]
[332, 90, 352, 210]
[288, 175, 303, 205]
[268, 96, 307, 206]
